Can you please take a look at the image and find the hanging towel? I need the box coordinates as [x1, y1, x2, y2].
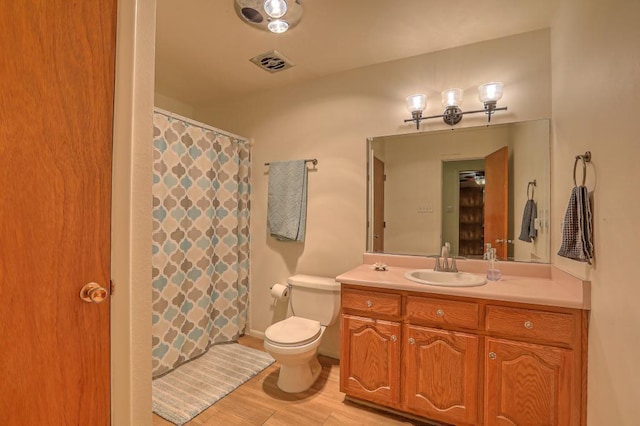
[558, 186, 594, 264]
[267, 160, 307, 242]
[518, 199, 538, 242]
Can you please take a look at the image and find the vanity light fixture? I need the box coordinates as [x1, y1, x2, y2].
[405, 94, 427, 130]
[404, 82, 508, 130]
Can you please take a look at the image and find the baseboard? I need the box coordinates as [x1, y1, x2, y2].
[319, 349, 340, 360]
[246, 328, 265, 339]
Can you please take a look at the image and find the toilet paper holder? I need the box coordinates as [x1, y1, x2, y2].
[270, 283, 291, 300]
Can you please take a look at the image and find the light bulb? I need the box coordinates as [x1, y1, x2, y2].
[478, 82, 504, 103]
[267, 19, 289, 33]
[264, 0, 287, 19]
[441, 88, 463, 107]
[406, 94, 426, 113]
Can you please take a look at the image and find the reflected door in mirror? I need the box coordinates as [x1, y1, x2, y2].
[484, 147, 509, 259]
[373, 157, 385, 252]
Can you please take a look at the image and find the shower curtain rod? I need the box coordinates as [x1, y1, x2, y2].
[153, 107, 249, 142]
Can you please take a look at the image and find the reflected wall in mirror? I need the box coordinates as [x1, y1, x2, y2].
[367, 119, 550, 263]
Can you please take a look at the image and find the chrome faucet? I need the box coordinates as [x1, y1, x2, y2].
[432, 242, 463, 272]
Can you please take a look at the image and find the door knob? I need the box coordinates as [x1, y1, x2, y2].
[495, 239, 514, 244]
[80, 282, 109, 304]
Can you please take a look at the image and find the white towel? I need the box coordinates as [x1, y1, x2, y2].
[267, 160, 307, 242]
[557, 186, 593, 264]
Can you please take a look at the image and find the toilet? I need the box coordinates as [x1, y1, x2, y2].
[263, 274, 341, 393]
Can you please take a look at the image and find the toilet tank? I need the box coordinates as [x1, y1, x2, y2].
[287, 274, 341, 326]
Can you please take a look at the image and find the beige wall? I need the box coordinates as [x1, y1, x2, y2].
[551, 0, 640, 424]
[510, 120, 550, 261]
[195, 29, 551, 357]
[154, 92, 196, 118]
[379, 127, 510, 255]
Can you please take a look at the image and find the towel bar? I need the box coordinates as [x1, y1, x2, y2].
[527, 180, 536, 200]
[264, 159, 318, 166]
[573, 151, 591, 187]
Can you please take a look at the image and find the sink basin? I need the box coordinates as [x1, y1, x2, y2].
[404, 269, 487, 287]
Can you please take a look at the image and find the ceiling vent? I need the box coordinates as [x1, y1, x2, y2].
[250, 50, 295, 73]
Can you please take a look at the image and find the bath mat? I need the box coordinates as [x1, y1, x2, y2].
[152, 343, 275, 425]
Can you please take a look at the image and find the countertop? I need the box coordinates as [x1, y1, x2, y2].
[336, 262, 590, 310]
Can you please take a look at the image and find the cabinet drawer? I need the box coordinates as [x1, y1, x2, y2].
[485, 305, 575, 346]
[406, 296, 479, 330]
[342, 288, 401, 317]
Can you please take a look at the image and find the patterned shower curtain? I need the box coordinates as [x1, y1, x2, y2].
[151, 111, 250, 377]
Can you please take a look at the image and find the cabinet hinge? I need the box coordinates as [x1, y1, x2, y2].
[110, 279, 115, 297]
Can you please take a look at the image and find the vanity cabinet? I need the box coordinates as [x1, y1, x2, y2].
[340, 284, 587, 426]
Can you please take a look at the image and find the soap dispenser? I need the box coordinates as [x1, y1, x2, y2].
[483, 243, 492, 260]
[486, 248, 502, 281]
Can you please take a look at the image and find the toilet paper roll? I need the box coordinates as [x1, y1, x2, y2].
[270, 283, 289, 300]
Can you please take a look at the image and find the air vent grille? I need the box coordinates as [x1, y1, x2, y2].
[250, 50, 295, 73]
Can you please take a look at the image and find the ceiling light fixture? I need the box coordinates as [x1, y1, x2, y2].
[404, 82, 508, 130]
[264, 0, 287, 18]
[267, 19, 289, 33]
[234, 0, 303, 34]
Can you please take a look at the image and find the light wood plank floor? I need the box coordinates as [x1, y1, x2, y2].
[152, 335, 438, 426]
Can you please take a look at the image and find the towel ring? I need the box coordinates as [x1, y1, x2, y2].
[527, 180, 536, 200]
[573, 151, 591, 187]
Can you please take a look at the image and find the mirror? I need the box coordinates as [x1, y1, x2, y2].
[367, 119, 550, 263]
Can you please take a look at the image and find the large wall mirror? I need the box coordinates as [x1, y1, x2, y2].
[367, 119, 550, 263]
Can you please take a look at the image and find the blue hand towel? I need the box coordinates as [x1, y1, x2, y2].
[518, 199, 537, 242]
[267, 160, 307, 242]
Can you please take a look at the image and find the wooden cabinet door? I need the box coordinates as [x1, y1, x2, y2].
[340, 315, 401, 406]
[404, 325, 479, 425]
[485, 338, 574, 426]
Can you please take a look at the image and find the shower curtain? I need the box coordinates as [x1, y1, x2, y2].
[151, 110, 250, 377]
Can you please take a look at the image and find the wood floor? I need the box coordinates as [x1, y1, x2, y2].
[152, 335, 435, 426]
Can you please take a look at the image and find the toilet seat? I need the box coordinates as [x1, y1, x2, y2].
[265, 316, 321, 347]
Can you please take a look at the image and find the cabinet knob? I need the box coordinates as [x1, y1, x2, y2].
[408, 337, 415, 345]
[366, 300, 372, 308]
[488, 352, 497, 360]
[436, 309, 445, 317]
[524, 320, 534, 329]
[390, 335, 397, 342]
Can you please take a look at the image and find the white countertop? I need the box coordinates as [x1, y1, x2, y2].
[337, 263, 590, 310]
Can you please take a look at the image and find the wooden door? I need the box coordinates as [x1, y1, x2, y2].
[484, 146, 509, 259]
[485, 338, 574, 426]
[0, 1, 117, 424]
[372, 157, 385, 252]
[340, 315, 401, 406]
[404, 325, 479, 425]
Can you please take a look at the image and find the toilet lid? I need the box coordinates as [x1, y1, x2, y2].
[265, 316, 321, 346]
